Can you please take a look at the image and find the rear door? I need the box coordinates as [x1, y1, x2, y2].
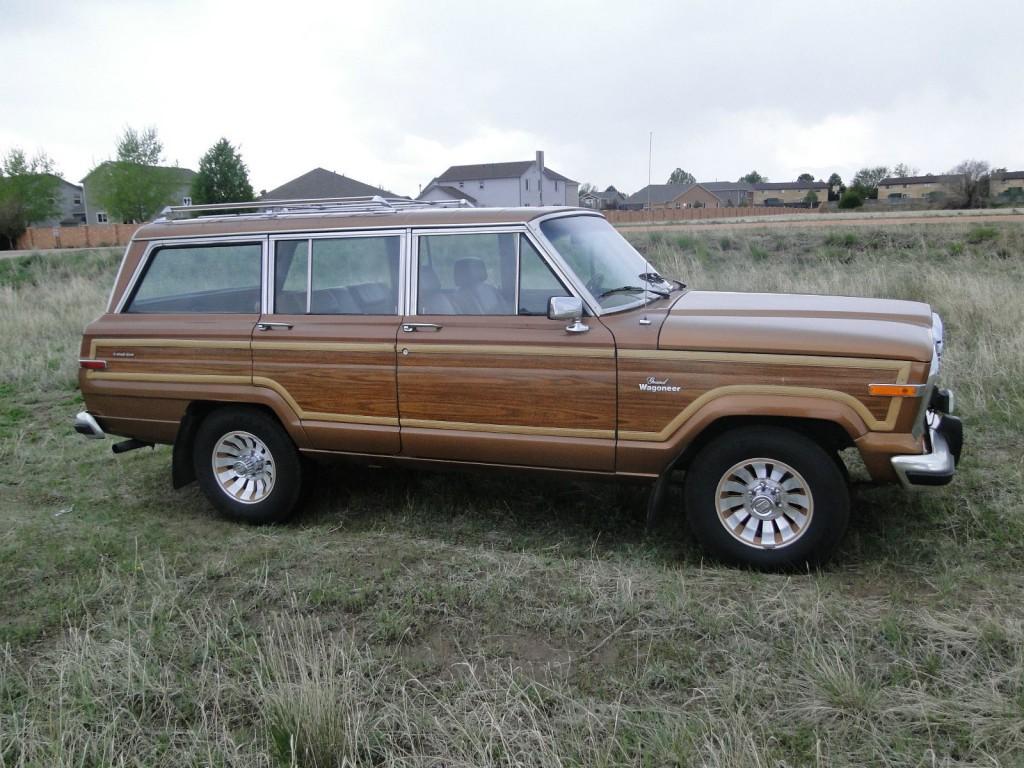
[252, 231, 405, 454]
[397, 229, 617, 472]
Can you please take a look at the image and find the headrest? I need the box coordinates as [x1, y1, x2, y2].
[454, 258, 487, 288]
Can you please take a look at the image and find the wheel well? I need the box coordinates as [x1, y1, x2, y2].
[171, 401, 283, 489]
[671, 416, 855, 471]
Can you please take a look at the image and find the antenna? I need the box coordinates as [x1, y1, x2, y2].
[642, 131, 653, 308]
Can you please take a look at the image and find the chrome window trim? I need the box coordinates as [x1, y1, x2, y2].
[527, 210, 662, 317]
[267, 230, 406, 317]
[407, 225, 585, 317]
[115, 234, 269, 314]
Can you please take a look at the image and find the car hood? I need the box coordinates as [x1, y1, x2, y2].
[659, 291, 935, 361]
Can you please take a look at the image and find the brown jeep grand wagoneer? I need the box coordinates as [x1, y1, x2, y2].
[75, 197, 961, 568]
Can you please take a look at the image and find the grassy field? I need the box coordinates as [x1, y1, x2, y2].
[1, 224, 1023, 767]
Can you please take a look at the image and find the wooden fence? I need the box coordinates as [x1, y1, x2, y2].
[604, 206, 819, 224]
[15, 223, 142, 251]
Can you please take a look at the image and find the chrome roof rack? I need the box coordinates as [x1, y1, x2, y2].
[158, 195, 474, 222]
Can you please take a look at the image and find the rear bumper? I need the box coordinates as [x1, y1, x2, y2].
[74, 411, 105, 439]
[891, 410, 963, 489]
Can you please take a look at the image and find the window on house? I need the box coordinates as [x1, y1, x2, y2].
[182, 196, 192, 206]
[72, 196, 81, 205]
[96, 212, 108, 223]
[458, 181, 464, 188]
[479, 181, 484, 189]
[525, 178, 530, 191]
[554, 180, 559, 191]
[126, 242, 263, 313]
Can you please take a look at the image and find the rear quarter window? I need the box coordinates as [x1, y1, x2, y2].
[126, 242, 262, 313]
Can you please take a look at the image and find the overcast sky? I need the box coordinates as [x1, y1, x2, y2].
[2, 0, 1021, 196]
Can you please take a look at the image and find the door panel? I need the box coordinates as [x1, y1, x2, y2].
[396, 315, 617, 471]
[252, 233, 402, 454]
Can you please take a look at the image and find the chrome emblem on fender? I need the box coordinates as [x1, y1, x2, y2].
[638, 376, 681, 393]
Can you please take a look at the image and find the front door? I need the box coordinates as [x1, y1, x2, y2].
[397, 229, 617, 472]
[252, 232, 404, 454]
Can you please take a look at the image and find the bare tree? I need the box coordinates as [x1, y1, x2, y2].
[949, 159, 991, 208]
[891, 163, 920, 178]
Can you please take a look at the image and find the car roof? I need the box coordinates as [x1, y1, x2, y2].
[133, 206, 589, 240]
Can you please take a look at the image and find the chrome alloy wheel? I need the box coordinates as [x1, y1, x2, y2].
[212, 431, 276, 504]
[715, 458, 813, 550]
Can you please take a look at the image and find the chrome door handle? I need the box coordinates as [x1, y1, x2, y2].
[256, 322, 293, 331]
[401, 323, 443, 332]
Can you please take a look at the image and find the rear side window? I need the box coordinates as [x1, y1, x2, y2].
[273, 236, 400, 315]
[127, 243, 262, 313]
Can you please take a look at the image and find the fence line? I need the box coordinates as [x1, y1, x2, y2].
[15, 223, 142, 251]
[603, 206, 819, 224]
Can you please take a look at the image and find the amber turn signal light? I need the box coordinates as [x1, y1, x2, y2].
[868, 383, 925, 397]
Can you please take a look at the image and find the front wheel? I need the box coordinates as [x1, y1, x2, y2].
[684, 426, 850, 569]
[193, 407, 304, 524]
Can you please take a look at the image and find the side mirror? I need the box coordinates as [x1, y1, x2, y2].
[548, 296, 589, 334]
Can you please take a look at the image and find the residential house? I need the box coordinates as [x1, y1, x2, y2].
[580, 185, 627, 210]
[81, 163, 196, 223]
[876, 174, 965, 203]
[990, 171, 1024, 202]
[35, 175, 86, 226]
[262, 167, 401, 200]
[623, 181, 753, 210]
[752, 181, 829, 207]
[418, 152, 578, 207]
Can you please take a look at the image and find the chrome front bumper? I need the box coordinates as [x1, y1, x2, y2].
[74, 411, 105, 439]
[891, 409, 963, 489]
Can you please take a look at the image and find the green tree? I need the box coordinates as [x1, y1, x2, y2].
[827, 172, 844, 201]
[838, 189, 864, 209]
[668, 168, 696, 185]
[803, 190, 819, 207]
[191, 138, 254, 206]
[797, 173, 815, 183]
[0, 149, 60, 249]
[738, 170, 766, 184]
[851, 166, 889, 199]
[91, 126, 180, 223]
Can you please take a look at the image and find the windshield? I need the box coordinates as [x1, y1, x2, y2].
[539, 215, 672, 311]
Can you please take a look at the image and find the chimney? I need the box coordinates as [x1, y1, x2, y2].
[536, 150, 545, 206]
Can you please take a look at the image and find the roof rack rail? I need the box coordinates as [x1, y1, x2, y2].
[158, 195, 474, 221]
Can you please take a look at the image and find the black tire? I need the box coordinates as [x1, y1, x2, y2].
[684, 426, 850, 569]
[193, 407, 304, 524]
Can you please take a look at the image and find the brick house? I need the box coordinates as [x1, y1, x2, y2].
[990, 171, 1024, 202]
[876, 174, 965, 203]
[752, 181, 828, 207]
[624, 182, 754, 210]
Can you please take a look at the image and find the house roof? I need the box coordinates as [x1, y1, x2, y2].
[753, 181, 828, 191]
[624, 183, 695, 205]
[596, 185, 625, 200]
[436, 161, 575, 184]
[41, 173, 82, 192]
[877, 174, 965, 186]
[262, 167, 400, 200]
[81, 161, 195, 183]
[699, 181, 754, 193]
[992, 170, 1024, 181]
[417, 185, 479, 205]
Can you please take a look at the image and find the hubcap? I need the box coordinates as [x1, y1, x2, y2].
[715, 458, 813, 550]
[212, 431, 276, 504]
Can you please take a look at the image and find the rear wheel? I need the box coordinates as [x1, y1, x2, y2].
[684, 426, 849, 569]
[194, 407, 304, 524]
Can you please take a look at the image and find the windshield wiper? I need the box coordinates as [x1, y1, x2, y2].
[598, 284, 669, 299]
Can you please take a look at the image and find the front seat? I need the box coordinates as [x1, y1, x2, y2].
[453, 258, 509, 314]
[418, 265, 457, 314]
